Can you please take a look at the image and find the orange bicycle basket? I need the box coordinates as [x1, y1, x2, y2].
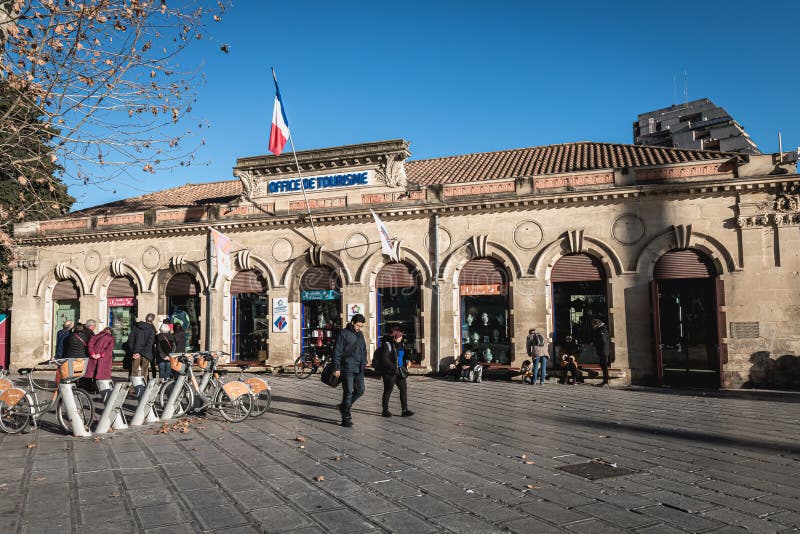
[170, 358, 186, 375]
[58, 358, 86, 380]
[195, 355, 209, 370]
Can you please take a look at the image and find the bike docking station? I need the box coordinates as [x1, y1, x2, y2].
[58, 381, 92, 438]
[129, 378, 162, 426]
[160, 368, 188, 421]
[94, 381, 131, 434]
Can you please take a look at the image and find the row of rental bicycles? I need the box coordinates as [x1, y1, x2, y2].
[0, 351, 271, 434]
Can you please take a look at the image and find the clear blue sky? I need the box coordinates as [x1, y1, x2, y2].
[73, 0, 800, 209]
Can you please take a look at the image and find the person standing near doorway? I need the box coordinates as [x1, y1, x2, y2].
[126, 313, 156, 397]
[526, 328, 548, 385]
[54, 320, 74, 359]
[591, 319, 611, 386]
[332, 314, 367, 427]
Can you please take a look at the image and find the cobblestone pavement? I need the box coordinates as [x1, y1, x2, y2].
[1, 375, 799, 533]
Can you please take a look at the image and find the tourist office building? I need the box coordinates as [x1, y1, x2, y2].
[10, 140, 800, 389]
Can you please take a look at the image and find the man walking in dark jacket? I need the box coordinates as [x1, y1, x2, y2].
[591, 319, 612, 386]
[333, 314, 367, 427]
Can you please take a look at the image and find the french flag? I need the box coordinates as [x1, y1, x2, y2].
[269, 73, 290, 156]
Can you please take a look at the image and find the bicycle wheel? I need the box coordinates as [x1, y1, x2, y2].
[30, 367, 58, 392]
[157, 380, 193, 418]
[56, 388, 94, 433]
[249, 388, 271, 417]
[0, 397, 31, 434]
[294, 356, 314, 379]
[215, 388, 253, 423]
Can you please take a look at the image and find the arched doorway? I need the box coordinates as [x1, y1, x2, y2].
[52, 279, 80, 355]
[551, 254, 609, 364]
[376, 262, 422, 364]
[166, 273, 201, 351]
[107, 276, 138, 361]
[300, 266, 342, 362]
[652, 249, 722, 388]
[230, 270, 268, 362]
[459, 258, 511, 364]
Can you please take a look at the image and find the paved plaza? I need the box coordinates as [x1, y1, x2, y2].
[1, 375, 799, 533]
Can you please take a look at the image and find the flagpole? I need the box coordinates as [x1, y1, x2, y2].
[272, 68, 319, 246]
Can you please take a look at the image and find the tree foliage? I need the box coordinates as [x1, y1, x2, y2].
[0, 0, 225, 310]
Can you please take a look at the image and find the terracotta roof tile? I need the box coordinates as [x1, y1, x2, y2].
[412, 140, 736, 186]
[75, 142, 735, 215]
[77, 180, 242, 216]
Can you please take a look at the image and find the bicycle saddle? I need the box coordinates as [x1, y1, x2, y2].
[17, 368, 33, 375]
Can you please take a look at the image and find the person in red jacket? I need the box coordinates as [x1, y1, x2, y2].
[87, 327, 115, 400]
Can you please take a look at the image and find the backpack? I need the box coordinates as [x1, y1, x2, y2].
[531, 333, 545, 347]
[371, 347, 382, 371]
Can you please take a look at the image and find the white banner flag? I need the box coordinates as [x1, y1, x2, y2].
[371, 210, 398, 262]
[210, 228, 233, 279]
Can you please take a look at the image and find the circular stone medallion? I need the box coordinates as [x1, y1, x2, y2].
[271, 238, 294, 262]
[344, 233, 370, 259]
[84, 250, 101, 273]
[141, 246, 160, 270]
[424, 227, 451, 253]
[513, 220, 544, 250]
[612, 214, 646, 245]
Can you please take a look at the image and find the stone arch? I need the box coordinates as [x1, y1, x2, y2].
[151, 260, 208, 294]
[90, 262, 148, 297]
[635, 230, 736, 279]
[532, 235, 623, 282]
[218, 252, 277, 295]
[280, 250, 352, 292]
[356, 246, 432, 287]
[36, 263, 90, 298]
[440, 239, 523, 285]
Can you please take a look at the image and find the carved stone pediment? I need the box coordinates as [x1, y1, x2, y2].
[234, 140, 411, 201]
[738, 184, 800, 228]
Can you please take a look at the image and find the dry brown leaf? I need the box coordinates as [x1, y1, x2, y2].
[333, 456, 342, 461]
[313, 475, 324, 482]
[33, 477, 46, 481]
[295, 436, 306, 442]
[110, 491, 120, 497]
[298, 445, 305, 449]
[525, 484, 537, 489]
[25, 443, 36, 449]
[524, 460, 535, 465]
[520, 454, 527, 459]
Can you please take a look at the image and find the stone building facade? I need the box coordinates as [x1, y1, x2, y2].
[11, 139, 800, 389]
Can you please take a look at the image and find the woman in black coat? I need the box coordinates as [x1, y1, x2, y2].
[374, 328, 414, 418]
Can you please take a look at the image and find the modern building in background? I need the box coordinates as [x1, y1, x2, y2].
[10, 139, 800, 389]
[634, 98, 761, 155]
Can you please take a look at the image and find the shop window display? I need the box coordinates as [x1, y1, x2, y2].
[108, 299, 137, 360]
[301, 293, 341, 360]
[168, 297, 201, 351]
[552, 281, 607, 364]
[460, 295, 510, 364]
[232, 293, 269, 361]
[378, 286, 422, 364]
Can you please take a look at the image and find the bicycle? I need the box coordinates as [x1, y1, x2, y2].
[294, 351, 328, 379]
[29, 360, 59, 392]
[233, 364, 271, 417]
[0, 358, 95, 434]
[157, 352, 254, 422]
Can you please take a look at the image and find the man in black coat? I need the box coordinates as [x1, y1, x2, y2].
[332, 314, 367, 427]
[127, 313, 156, 382]
[591, 319, 612, 386]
